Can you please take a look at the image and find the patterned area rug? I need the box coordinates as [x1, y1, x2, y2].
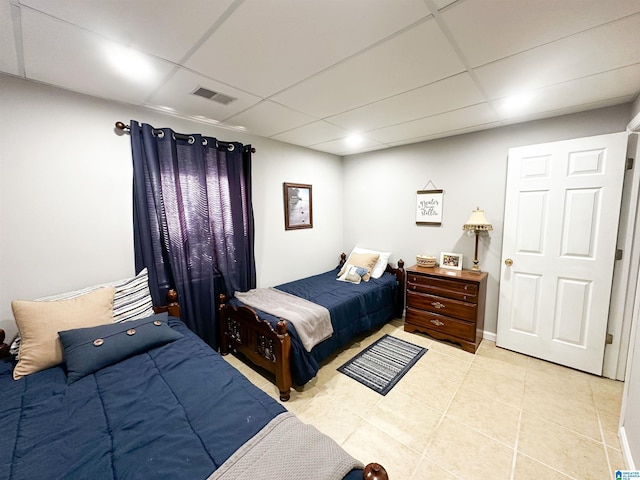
[337, 334, 427, 395]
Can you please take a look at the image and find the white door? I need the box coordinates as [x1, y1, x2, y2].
[496, 132, 627, 375]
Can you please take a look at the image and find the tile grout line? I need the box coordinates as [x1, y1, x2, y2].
[415, 355, 471, 477]
[509, 360, 528, 480]
[593, 384, 616, 475]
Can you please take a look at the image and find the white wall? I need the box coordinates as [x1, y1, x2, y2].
[621, 270, 640, 469]
[342, 105, 632, 336]
[0, 73, 633, 344]
[0, 74, 343, 341]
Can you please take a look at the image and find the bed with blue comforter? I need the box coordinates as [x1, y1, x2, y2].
[219, 258, 405, 401]
[0, 318, 374, 480]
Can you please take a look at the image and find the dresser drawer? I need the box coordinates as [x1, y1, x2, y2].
[406, 274, 478, 302]
[406, 291, 477, 322]
[405, 307, 476, 342]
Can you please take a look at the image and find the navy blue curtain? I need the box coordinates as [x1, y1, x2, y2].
[130, 121, 255, 348]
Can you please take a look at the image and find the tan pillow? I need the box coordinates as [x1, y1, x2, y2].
[12, 287, 116, 380]
[337, 252, 380, 282]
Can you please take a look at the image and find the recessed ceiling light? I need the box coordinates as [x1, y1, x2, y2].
[104, 43, 154, 83]
[501, 92, 533, 113]
[345, 133, 364, 147]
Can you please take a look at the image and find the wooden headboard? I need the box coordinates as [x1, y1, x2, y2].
[0, 329, 9, 359]
[153, 288, 181, 318]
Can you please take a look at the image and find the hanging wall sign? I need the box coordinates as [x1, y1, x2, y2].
[416, 189, 443, 225]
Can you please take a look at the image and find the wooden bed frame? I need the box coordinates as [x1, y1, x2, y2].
[0, 287, 390, 480]
[217, 253, 406, 402]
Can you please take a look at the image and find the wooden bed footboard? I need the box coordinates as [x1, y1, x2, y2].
[218, 293, 293, 401]
[218, 254, 406, 402]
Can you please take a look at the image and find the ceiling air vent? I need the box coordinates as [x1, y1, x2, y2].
[191, 87, 237, 105]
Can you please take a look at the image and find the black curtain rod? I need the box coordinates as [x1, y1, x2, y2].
[115, 122, 256, 153]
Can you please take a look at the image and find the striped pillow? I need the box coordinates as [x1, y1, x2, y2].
[9, 268, 154, 356]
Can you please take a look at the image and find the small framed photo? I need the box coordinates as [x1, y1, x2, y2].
[440, 252, 463, 271]
[283, 182, 313, 230]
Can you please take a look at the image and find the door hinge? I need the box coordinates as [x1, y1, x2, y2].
[626, 157, 634, 170]
[615, 249, 623, 261]
[606, 333, 614, 345]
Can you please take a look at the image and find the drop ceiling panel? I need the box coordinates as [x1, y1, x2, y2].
[185, 0, 431, 98]
[326, 73, 485, 132]
[442, 0, 640, 67]
[272, 19, 466, 119]
[432, 0, 458, 10]
[271, 121, 350, 147]
[475, 14, 640, 101]
[309, 136, 387, 156]
[0, 1, 20, 75]
[224, 101, 316, 137]
[19, 0, 229, 63]
[388, 122, 502, 147]
[21, 9, 175, 105]
[494, 64, 640, 121]
[367, 103, 498, 144]
[3, 1, 640, 155]
[147, 68, 261, 123]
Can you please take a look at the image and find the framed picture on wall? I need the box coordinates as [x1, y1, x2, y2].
[440, 252, 463, 271]
[283, 182, 313, 230]
[416, 189, 443, 225]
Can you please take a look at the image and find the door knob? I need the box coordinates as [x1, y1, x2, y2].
[504, 258, 513, 266]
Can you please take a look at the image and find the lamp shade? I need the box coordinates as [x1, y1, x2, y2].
[463, 208, 493, 232]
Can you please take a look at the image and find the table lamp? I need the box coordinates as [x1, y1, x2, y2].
[462, 207, 493, 271]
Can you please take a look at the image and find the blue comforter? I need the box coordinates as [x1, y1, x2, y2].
[0, 318, 363, 480]
[231, 268, 398, 385]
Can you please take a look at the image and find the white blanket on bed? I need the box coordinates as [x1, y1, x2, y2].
[234, 288, 333, 352]
[207, 412, 363, 480]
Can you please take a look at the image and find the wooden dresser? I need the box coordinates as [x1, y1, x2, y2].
[404, 265, 487, 353]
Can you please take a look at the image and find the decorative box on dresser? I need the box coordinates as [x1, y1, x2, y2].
[405, 265, 487, 353]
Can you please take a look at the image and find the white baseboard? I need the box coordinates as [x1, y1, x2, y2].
[619, 425, 636, 470]
[483, 331, 496, 343]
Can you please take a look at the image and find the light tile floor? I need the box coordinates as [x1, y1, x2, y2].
[222, 318, 626, 479]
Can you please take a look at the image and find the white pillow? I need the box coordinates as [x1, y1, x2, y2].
[349, 247, 391, 279]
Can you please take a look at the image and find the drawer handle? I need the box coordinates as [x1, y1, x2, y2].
[412, 285, 416, 290]
[431, 301, 445, 309]
[430, 319, 445, 326]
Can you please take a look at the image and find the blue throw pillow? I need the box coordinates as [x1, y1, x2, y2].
[58, 313, 182, 384]
[354, 266, 368, 277]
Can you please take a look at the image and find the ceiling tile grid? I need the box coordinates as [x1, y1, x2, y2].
[1, 0, 639, 155]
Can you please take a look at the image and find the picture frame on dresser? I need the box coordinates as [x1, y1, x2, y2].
[440, 252, 463, 270]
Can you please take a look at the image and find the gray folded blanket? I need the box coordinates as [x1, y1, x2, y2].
[207, 412, 364, 480]
[234, 287, 333, 351]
